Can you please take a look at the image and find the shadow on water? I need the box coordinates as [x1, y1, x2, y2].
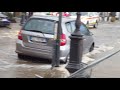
[0, 26, 11, 29]
[17, 55, 51, 64]
[17, 55, 65, 65]
[88, 27, 97, 30]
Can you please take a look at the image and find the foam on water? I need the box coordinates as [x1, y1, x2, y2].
[82, 44, 114, 63]
[0, 44, 115, 70]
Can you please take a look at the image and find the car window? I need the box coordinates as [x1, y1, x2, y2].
[66, 21, 90, 35]
[89, 12, 94, 16]
[65, 22, 72, 33]
[23, 19, 55, 34]
[69, 12, 88, 16]
[94, 12, 99, 15]
[70, 21, 76, 32]
[81, 12, 88, 16]
[80, 24, 90, 35]
[93, 12, 99, 16]
[70, 21, 90, 35]
[69, 12, 76, 16]
[93, 12, 97, 15]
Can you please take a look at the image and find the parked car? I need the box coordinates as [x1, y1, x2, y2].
[0, 13, 11, 27]
[69, 12, 100, 28]
[115, 12, 119, 20]
[15, 15, 95, 63]
[33, 12, 50, 16]
[49, 12, 70, 17]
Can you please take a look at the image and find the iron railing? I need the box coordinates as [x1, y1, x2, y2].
[68, 49, 120, 78]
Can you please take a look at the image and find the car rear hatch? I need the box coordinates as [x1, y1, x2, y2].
[21, 18, 57, 53]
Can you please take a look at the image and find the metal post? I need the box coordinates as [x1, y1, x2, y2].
[20, 12, 26, 25]
[65, 12, 84, 73]
[52, 12, 62, 67]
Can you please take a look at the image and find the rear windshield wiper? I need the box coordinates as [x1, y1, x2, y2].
[25, 29, 46, 38]
[25, 29, 53, 34]
[25, 29, 43, 33]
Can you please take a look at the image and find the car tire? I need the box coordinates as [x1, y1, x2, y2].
[86, 21, 89, 27]
[89, 44, 94, 52]
[61, 54, 69, 64]
[61, 60, 67, 64]
[61, 58, 68, 64]
[18, 54, 25, 59]
[93, 21, 98, 28]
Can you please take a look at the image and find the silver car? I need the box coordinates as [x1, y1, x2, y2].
[16, 15, 94, 63]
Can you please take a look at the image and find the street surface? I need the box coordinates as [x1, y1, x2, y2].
[0, 21, 120, 78]
[91, 50, 120, 78]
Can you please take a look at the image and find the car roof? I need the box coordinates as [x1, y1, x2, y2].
[30, 15, 76, 22]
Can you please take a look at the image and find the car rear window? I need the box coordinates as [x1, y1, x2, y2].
[69, 12, 88, 16]
[23, 18, 55, 34]
[81, 12, 88, 16]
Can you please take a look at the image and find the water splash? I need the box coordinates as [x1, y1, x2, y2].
[82, 44, 114, 63]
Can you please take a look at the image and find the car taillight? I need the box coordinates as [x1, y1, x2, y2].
[60, 34, 67, 46]
[18, 30, 22, 40]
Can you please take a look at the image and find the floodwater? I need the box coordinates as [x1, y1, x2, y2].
[0, 21, 120, 78]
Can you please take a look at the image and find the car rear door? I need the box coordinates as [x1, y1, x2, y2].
[80, 23, 93, 53]
[70, 21, 93, 53]
[65, 20, 94, 54]
[22, 18, 56, 53]
[65, 21, 87, 53]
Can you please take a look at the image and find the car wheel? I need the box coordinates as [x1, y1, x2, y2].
[18, 54, 25, 59]
[93, 21, 98, 28]
[61, 54, 69, 64]
[61, 59, 67, 64]
[61, 58, 68, 64]
[89, 44, 94, 52]
[86, 21, 89, 27]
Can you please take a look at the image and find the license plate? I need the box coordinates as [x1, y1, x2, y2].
[30, 37, 46, 43]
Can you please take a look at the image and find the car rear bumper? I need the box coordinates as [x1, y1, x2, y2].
[16, 40, 53, 60]
[15, 40, 68, 61]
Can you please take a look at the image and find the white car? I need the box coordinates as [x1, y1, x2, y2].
[115, 12, 120, 20]
[69, 12, 100, 28]
[33, 12, 50, 16]
[0, 13, 11, 26]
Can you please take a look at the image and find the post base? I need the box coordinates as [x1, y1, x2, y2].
[66, 63, 84, 73]
[44, 67, 70, 78]
[66, 63, 92, 78]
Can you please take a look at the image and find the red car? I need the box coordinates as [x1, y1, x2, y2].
[62, 12, 70, 17]
[50, 12, 70, 17]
